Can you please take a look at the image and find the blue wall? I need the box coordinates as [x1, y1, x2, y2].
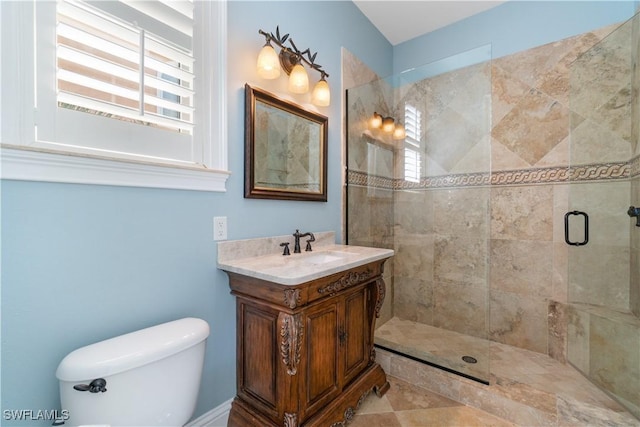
[393, 1, 636, 74]
[0, 1, 391, 425]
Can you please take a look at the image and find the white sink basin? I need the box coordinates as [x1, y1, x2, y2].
[297, 252, 347, 265]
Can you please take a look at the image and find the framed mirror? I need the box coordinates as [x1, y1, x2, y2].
[244, 84, 328, 201]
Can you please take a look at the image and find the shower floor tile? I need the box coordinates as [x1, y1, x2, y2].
[375, 317, 490, 381]
[369, 317, 639, 426]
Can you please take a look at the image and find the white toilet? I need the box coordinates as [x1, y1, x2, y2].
[56, 317, 210, 427]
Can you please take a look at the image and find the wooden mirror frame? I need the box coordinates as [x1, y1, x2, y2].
[244, 84, 328, 201]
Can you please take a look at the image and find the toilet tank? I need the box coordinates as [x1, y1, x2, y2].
[56, 318, 210, 427]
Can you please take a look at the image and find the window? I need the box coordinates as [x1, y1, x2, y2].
[404, 147, 421, 183]
[56, 0, 194, 134]
[1, 0, 228, 192]
[404, 103, 422, 183]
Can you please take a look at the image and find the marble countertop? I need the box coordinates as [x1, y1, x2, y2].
[217, 244, 394, 286]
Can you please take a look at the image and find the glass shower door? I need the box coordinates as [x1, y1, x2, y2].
[346, 45, 492, 383]
[567, 13, 640, 417]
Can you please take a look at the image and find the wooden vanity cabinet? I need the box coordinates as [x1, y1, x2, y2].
[225, 259, 390, 427]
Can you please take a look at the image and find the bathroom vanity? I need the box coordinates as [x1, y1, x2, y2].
[218, 236, 393, 427]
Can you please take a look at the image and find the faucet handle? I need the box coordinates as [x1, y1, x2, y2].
[305, 233, 315, 252]
[280, 242, 291, 256]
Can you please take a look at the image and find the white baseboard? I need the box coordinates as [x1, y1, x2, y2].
[185, 398, 233, 427]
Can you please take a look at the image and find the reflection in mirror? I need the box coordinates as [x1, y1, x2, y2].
[245, 84, 328, 201]
[254, 100, 321, 191]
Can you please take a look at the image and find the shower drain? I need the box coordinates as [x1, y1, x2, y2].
[462, 355, 478, 364]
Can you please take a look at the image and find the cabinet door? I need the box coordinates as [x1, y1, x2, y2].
[301, 299, 341, 419]
[341, 284, 370, 386]
[237, 300, 280, 420]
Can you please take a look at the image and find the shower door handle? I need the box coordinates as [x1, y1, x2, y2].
[564, 211, 589, 246]
[628, 206, 640, 227]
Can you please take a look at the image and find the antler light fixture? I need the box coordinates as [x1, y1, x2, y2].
[256, 26, 331, 107]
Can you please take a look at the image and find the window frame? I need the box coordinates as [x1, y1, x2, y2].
[0, 0, 229, 192]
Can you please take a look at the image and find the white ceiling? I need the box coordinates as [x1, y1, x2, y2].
[353, 1, 508, 46]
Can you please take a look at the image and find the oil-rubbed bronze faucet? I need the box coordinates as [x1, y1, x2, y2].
[293, 229, 315, 253]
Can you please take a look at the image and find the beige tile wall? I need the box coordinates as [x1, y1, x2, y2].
[345, 18, 638, 363]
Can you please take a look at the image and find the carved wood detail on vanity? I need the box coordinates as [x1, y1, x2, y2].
[327, 387, 379, 427]
[284, 288, 302, 309]
[329, 407, 355, 427]
[279, 313, 303, 376]
[317, 268, 373, 296]
[374, 278, 385, 318]
[284, 412, 297, 427]
[224, 258, 391, 427]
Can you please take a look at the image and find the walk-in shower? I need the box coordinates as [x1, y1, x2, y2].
[345, 13, 639, 418]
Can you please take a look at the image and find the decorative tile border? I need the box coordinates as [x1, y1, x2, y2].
[492, 166, 568, 186]
[570, 162, 629, 181]
[347, 170, 395, 189]
[404, 172, 490, 189]
[348, 160, 634, 190]
[631, 154, 640, 178]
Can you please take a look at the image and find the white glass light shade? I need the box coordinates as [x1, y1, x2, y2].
[288, 64, 309, 94]
[393, 124, 406, 140]
[256, 44, 281, 79]
[370, 113, 382, 129]
[382, 117, 395, 133]
[311, 79, 330, 106]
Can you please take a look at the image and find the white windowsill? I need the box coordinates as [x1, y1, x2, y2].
[0, 145, 230, 192]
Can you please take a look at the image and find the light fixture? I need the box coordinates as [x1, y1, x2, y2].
[369, 112, 406, 141]
[311, 75, 330, 107]
[288, 64, 309, 94]
[393, 124, 406, 140]
[370, 112, 383, 129]
[381, 116, 395, 133]
[257, 26, 331, 107]
[256, 41, 281, 79]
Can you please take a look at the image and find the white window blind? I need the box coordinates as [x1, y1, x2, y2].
[404, 103, 421, 146]
[2, 0, 229, 191]
[56, 0, 194, 134]
[404, 103, 422, 183]
[30, 0, 200, 165]
[404, 148, 421, 183]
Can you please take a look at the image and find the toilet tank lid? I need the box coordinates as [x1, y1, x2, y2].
[56, 317, 210, 381]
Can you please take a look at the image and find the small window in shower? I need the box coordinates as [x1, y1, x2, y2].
[404, 103, 422, 182]
[404, 148, 420, 182]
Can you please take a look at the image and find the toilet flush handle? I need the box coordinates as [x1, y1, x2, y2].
[73, 378, 107, 393]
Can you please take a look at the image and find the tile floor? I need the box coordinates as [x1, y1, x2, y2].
[352, 376, 517, 427]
